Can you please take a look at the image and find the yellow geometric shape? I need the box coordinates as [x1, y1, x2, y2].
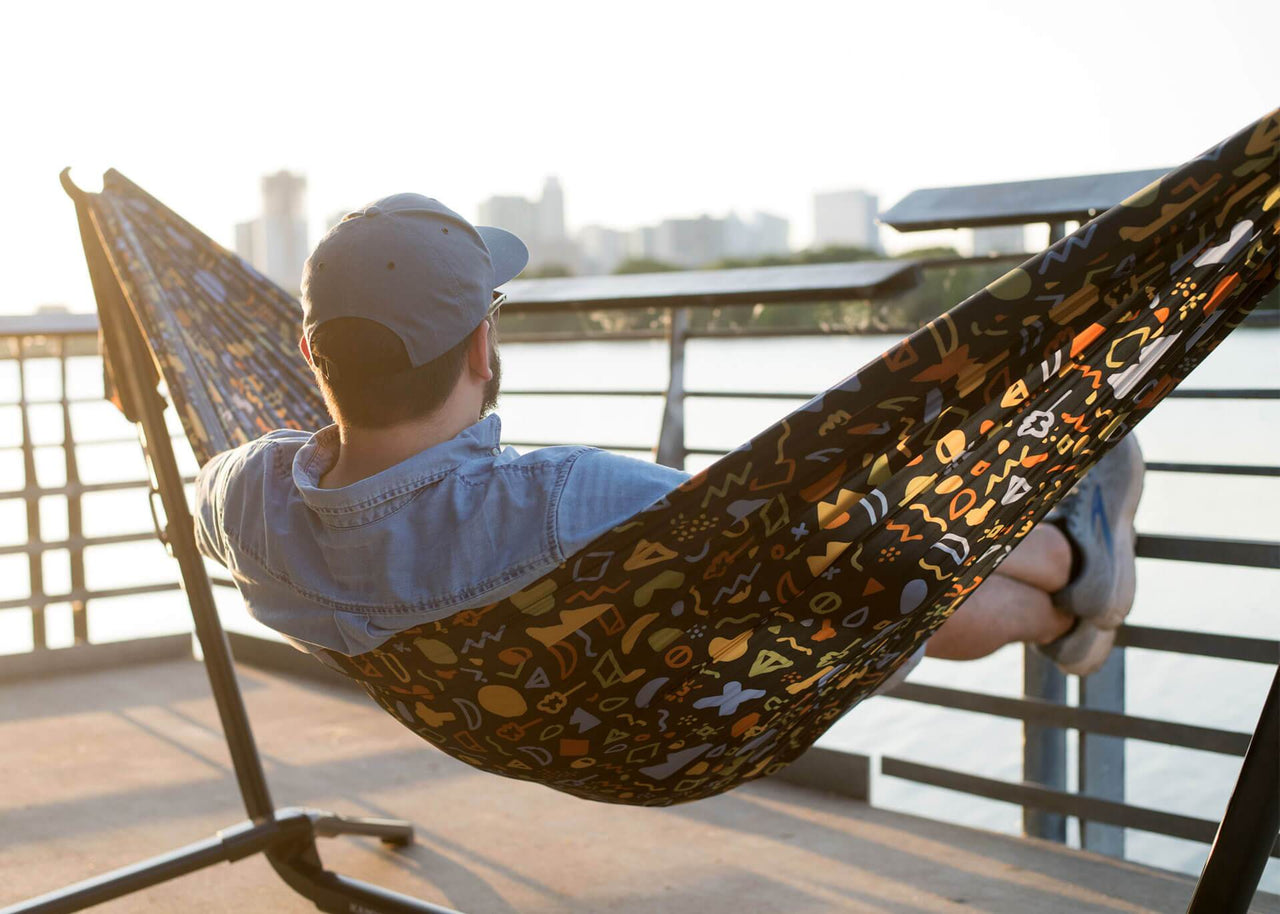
[477, 685, 528, 718]
[623, 538, 678, 571]
[935, 475, 963, 495]
[510, 578, 557, 616]
[936, 429, 967, 464]
[904, 474, 936, 502]
[528, 604, 613, 647]
[646, 627, 683, 652]
[1001, 379, 1030, 408]
[709, 631, 752, 663]
[414, 638, 457, 665]
[816, 487, 862, 529]
[621, 612, 660, 654]
[986, 267, 1031, 301]
[749, 649, 794, 677]
[869, 453, 892, 486]
[806, 541, 851, 577]
[413, 702, 456, 728]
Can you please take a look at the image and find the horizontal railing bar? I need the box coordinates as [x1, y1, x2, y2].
[0, 581, 183, 611]
[888, 682, 1252, 755]
[504, 440, 653, 453]
[1164, 388, 1280, 399]
[1144, 461, 1280, 477]
[1136, 533, 1279, 568]
[499, 330, 668, 343]
[0, 475, 197, 502]
[0, 530, 158, 556]
[685, 389, 813, 400]
[0, 395, 117, 407]
[0, 433, 187, 454]
[1116, 625, 1279, 663]
[880, 756, 1280, 856]
[501, 389, 666, 397]
[498, 327, 927, 343]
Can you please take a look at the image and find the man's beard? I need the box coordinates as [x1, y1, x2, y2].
[481, 344, 501, 417]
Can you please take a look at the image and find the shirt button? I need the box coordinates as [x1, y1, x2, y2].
[491, 446, 501, 456]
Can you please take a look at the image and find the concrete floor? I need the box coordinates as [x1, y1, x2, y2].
[2, 657, 1274, 914]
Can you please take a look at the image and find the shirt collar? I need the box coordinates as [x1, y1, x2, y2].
[292, 413, 503, 513]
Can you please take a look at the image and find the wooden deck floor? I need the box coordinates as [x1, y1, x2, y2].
[2, 656, 1274, 914]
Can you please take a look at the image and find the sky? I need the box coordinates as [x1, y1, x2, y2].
[2, 0, 1277, 314]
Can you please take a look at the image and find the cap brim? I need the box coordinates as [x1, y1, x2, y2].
[477, 226, 530, 287]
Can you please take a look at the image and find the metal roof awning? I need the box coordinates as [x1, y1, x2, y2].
[500, 260, 921, 312]
[881, 167, 1171, 232]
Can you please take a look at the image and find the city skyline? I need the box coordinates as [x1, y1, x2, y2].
[4, 1, 1277, 313]
[251, 171, 887, 283]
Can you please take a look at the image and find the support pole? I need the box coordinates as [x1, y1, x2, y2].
[1022, 646, 1068, 842]
[16, 342, 46, 650]
[656, 306, 689, 470]
[1186, 667, 1279, 914]
[59, 338, 89, 645]
[1080, 648, 1126, 855]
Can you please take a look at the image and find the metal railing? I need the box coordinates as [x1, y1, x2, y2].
[1, 260, 1276, 872]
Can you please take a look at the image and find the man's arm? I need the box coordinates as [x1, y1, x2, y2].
[556, 448, 692, 558]
[192, 449, 239, 567]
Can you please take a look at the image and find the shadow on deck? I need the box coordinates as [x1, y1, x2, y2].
[2, 656, 1275, 914]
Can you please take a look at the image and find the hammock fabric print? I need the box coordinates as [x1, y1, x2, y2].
[74, 112, 1278, 806]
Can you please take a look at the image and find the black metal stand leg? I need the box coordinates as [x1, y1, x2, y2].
[1186, 666, 1279, 914]
[312, 811, 416, 847]
[0, 814, 313, 914]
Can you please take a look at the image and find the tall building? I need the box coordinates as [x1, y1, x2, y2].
[536, 176, 566, 243]
[971, 225, 1028, 255]
[477, 177, 576, 273]
[653, 215, 725, 268]
[813, 189, 880, 253]
[235, 170, 309, 294]
[747, 212, 790, 258]
[578, 225, 629, 275]
[477, 195, 538, 245]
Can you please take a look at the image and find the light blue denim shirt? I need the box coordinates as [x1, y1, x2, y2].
[193, 414, 690, 655]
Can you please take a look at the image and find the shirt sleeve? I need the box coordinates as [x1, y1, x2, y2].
[193, 448, 238, 567]
[556, 448, 691, 558]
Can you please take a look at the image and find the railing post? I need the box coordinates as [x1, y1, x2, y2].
[1022, 646, 1068, 841]
[1080, 647, 1126, 855]
[16, 339, 46, 650]
[59, 338, 89, 644]
[656, 306, 688, 470]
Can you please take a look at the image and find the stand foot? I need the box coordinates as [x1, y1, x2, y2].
[311, 811, 415, 848]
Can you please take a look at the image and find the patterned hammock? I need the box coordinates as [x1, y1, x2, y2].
[67, 112, 1278, 807]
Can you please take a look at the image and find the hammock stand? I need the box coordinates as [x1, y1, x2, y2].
[4, 179, 464, 914]
[9, 108, 1278, 911]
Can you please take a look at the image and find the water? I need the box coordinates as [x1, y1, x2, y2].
[1, 327, 1276, 889]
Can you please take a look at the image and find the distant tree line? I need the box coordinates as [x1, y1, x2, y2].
[504, 244, 1278, 339]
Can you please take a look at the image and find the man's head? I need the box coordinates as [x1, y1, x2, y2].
[298, 194, 527, 429]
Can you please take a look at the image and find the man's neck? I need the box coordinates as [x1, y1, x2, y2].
[320, 405, 480, 489]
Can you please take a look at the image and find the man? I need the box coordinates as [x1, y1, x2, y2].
[194, 193, 1145, 691]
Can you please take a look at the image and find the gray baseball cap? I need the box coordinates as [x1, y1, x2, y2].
[301, 193, 528, 373]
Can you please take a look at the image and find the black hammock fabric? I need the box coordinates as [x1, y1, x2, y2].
[67, 111, 1278, 806]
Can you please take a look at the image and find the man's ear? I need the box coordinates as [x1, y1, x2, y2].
[466, 320, 494, 380]
[299, 335, 313, 366]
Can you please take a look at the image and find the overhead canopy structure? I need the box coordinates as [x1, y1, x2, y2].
[881, 167, 1172, 232]
[501, 259, 920, 312]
